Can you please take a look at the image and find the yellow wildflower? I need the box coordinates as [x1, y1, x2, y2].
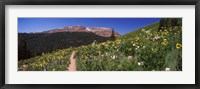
[132, 43, 136, 47]
[161, 41, 168, 45]
[85, 56, 89, 59]
[101, 42, 105, 45]
[135, 37, 140, 41]
[176, 43, 182, 49]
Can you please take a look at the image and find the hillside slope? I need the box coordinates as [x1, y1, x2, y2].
[18, 32, 116, 60]
[18, 21, 182, 71]
[119, 22, 159, 40]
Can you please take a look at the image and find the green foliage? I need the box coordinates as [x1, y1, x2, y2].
[158, 18, 182, 31]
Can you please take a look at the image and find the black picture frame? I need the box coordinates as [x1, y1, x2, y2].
[0, 0, 199, 89]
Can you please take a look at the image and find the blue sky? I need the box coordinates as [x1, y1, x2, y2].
[18, 18, 161, 35]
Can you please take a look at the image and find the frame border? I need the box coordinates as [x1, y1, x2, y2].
[0, 0, 200, 89]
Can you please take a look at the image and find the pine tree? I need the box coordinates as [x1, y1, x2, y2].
[111, 29, 116, 41]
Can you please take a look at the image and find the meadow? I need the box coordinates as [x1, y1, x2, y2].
[18, 21, 182, 71]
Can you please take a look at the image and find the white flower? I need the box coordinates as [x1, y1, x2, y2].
[146, 30, 150, 34]
[127, 56, 133, 60]
[135, 46, 140, 50]
[23, 64, 28, 68]
[142, 29, 145, 32]
[165, 68, 170, 71]
[153, 35, 160, 41]
[138, 62, 144, 66]
[111, 55, 116, 59]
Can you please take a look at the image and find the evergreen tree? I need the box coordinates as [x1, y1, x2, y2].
[158, 18, 182, 31]
[111, 29, 116, 41]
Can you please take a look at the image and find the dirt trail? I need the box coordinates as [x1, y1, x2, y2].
[67, 51, 77, 71]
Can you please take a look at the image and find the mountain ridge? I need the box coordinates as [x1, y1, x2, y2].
[21, 25, 121, 37]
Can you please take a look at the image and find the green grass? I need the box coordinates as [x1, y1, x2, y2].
[18, 22, 182, 71]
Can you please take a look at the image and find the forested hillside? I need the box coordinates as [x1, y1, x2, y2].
[18, 32, 115, 60]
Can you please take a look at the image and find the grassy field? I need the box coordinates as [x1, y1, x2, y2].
[18, 22, 182, 71]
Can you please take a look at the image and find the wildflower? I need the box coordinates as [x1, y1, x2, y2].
[135, 37, 140, 41]
[161, 41, 168, 45]
[135, 46, 140, 50]
[152, 35, 160, 41]
[105, 52, 109, 56]
[23, 64, 28, 68]
[22, 64, 29, 71]
[116, 39, 121, 44]
[165, 68, 170, 71]
[163, 31, 169, 35]
[146, 30, 150, 34]
[138, 62, 144, 66]
[132, 43, 136, 47]
[85, 56, 89, 59]
[127, 56, 133, 60]
[174, 32, 177, 34]
[131, 41, 134, 43]
[111, 55, 116, 59]
[142, 29, 145, 32]
[176, 43, 182, 49]
[101, 42, 105, 45]
[98, 51, 101, 55]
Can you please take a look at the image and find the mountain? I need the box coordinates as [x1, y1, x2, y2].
[43, 25, 120, 37]
[18, 26, 120, 60]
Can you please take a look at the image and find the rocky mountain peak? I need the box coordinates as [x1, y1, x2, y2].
[63, 25, 86, 30]
[44, 25, 120, 37]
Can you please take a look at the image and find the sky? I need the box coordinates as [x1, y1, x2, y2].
[18, 18, 161, 35]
